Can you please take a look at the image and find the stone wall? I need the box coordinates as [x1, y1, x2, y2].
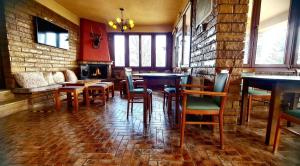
[1, 0, 79, 88]
[190, 0, 248, 129]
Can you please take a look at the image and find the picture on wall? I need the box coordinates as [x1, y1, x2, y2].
[196, 0, 213, 27]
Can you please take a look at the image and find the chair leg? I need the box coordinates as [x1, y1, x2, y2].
[112, 85, 115, 97]
[131, 99, 133, 113]
[167, 94, 172, 114]
[163, 92, 166, 113]
[148, 94, 151, 122]
[219, 114, 224, 149]
[247, 95, 252, 122]
[273, 117, 281, 153]
[151, 93, 153, 114]
[120, 86, 123, 97]
[180, 110, 186, 148]
[127, 98, 130, 119]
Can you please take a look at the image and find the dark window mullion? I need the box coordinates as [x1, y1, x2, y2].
[249, 0, 261, 67]
[139, 35, 142, 67]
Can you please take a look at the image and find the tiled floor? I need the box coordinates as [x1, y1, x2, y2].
[0, 92, 299, 166]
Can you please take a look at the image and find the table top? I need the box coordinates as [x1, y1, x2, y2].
[59, 86, 85, 91]
[133, 73, 188, 78]
[64, 79, 100, 86]
[242, 75, 300, 82]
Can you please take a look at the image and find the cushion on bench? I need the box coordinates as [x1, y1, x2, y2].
[64, 69, 78, 83]
[13, 84, 62, 93]
[53, 72, 65, 83]
[43, 72, 55, 85]
[14, 72, 48, 88]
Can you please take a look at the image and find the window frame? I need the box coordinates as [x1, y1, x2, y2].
[245, 0, 300, 69]
[109, 32, 172, 70]
[113, 34, 126, 67]
[155, 35, 167, 67]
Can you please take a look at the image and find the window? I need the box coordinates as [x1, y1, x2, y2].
[243, 0, 253, 64]
[155, 35, 167, 67]
[297, 30, 300, 64]
[243, 0, 298, 67]
[176, 33, 183, 67]
[183, 5, 192, 67]
[129, 35, 139, 67]
[255, 0, 290, 65]
[111, 33, 170, 68]
[114, 35, 125, 67]
[141, 35, 152, 67]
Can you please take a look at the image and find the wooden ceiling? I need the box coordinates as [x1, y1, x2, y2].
[54, 0, 186, 26]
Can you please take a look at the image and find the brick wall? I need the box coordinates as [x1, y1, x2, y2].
[190, 0, 248, 129]
[1, 0, 79, 88]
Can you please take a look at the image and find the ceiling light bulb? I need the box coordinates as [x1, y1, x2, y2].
[113, 25, 117, 29]
[129, 19, 134, 25]
[130, 24, 134, 28]
[116, 18, 121, 23]
[108, 21, 114, 26]
[123, 26, 128, 30]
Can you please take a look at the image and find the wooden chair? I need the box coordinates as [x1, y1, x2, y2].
[273, 108, 300, 153]
[162, 76, 189, 114]
[241, 68, 271, 122]
[125, 68, 153, 120]
[180, 69, 232, 149]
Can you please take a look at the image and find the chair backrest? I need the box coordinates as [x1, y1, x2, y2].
[124, 68, 134, 91]
[180, 76, 189, 85]
[213, 68, 232, 105]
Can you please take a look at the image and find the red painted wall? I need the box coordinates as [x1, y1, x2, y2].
[79, 19, 111, 62]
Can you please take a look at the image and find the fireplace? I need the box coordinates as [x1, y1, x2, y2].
[79, 62, 112, 80]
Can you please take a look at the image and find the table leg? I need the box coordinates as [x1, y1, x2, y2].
[73, 91, 79, 112]
[84, 89, 90, 107]
[175, 77, 180, 125]
[239, 79, 249, 125]
[112, 85, 115, 97]
[265, 83, 282, 145]
[67, 92, 72, 107]
[54, 90, 61, 111]
[143, 79, 148, 128]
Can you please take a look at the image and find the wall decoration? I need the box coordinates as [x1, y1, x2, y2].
[90, 25, 102, 49]
[195, 0, 213, 27]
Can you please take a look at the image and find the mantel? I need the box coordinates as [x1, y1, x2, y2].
[78, 61, 113, 65]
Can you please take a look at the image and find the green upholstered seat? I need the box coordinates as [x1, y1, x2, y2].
[284, 109, 300, 119]
[163, 75, 188, 94]
[164, 87, 176, 93]
[248, 88, 270, 96]
[131, 88, 152, 94]
[186, 96, 220, 110]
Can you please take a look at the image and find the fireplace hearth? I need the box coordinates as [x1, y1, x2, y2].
[79, 62, 112, 80]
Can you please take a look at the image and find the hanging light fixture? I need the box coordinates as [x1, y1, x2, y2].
[108, 8, 134, 32]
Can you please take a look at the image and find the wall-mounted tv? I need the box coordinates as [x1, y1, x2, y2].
[34, 16, 69, 49]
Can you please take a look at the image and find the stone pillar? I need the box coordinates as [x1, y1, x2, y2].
[215, 0, 247, 128]
[190, 0, 248, 129]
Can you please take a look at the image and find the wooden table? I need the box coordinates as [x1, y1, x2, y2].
[133, 73, 188, 125]
[240, 75, 300, 145]
[64, 79, 100, 87]
[64, 79, 100, 104]
[54, 86, 88, 112]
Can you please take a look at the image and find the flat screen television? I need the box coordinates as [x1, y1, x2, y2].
[34, 16, 69, 49]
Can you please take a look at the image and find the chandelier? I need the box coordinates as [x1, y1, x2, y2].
[108, 8, 134, 32]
